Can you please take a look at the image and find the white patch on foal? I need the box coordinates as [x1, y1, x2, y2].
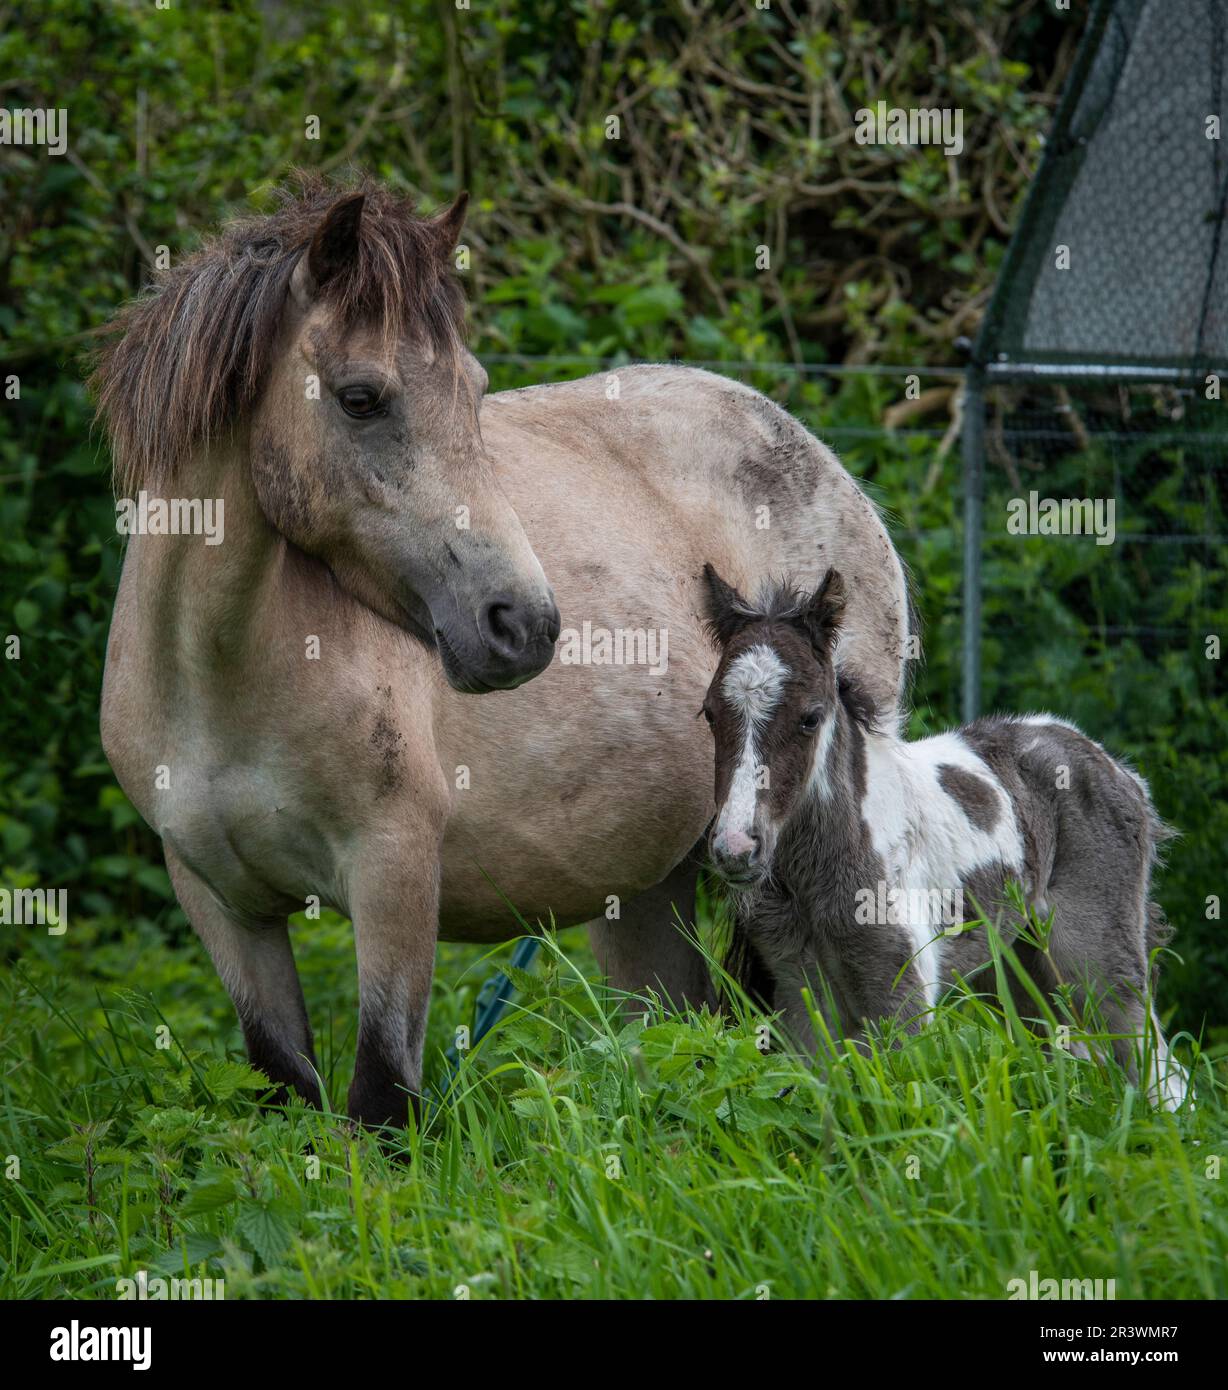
[715, 644, 788, 845]
[1146, 1007, 1192, 1111]
[807, 710, 839, 801]
[859, 730, 1025, 1008]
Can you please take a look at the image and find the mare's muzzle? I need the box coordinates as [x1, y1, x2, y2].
[434, 589, 560, 693]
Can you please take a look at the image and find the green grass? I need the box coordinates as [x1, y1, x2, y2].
[1, 904, 1225, 1300]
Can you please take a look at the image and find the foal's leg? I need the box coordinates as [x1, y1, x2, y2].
[346, 857, 441, 1130]
[1144, 1006, 1190, 1109]
[769, 961, 827, 1054]
[1042, 871, 1184, 1103]
[165, 847, 320, 1107]
[1046, 938, 1189, 1107]
[587, 850, 716, 1016]
[817, 924, 928, 1050]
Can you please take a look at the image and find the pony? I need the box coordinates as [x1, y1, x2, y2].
[93, 175, 912, 1127]
[700, 565, 1189, 1109]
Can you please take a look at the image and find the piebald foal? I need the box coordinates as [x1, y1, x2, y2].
[701, 565, 1189, 1109]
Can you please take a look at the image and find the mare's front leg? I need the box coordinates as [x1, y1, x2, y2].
[165, 846, 321, 1107]
[346, 842, 443, 1130]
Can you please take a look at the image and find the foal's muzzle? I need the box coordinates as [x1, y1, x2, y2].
[710, 826, 765, 887]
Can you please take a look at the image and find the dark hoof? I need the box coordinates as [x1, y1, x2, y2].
[346, 1078, 419, 1134]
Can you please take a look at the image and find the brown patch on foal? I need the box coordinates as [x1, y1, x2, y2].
[937, 763, 1000, 833]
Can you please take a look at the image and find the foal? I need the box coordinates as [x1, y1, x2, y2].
[701, 565, 1189, 1108]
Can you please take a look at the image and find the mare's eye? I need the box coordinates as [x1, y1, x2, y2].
[338, 385, 384, 418]
[800, 710, 822, 736]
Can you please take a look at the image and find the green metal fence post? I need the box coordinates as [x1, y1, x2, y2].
[961, 365, 986, 723]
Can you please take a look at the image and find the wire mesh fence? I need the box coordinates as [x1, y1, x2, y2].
[971, 378, 1226, 706]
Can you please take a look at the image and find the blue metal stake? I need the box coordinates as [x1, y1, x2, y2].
[436, 936, 541, 1101]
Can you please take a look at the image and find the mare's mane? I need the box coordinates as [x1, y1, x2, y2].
[90, 173, 465, 495]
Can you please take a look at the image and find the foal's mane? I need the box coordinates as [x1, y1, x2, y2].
[714, 577, 883, 733]
[90, 172, 466, 496]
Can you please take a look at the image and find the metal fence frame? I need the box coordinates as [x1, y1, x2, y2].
[959, 359, 1222, 723]
[958, 0, 1228, 714]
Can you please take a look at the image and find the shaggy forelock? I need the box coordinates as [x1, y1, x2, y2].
[89, 172, 466, 495]
[703, 577, 811, 646]
[715, 577, 883, 733]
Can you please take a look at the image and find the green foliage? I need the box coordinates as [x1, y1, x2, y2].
[2, 928, 1224, 1299]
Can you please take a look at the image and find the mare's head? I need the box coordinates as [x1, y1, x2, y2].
[94, 176, 559, 692]
[701, 565, 856, 886]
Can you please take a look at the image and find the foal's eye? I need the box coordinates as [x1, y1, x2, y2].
[701, 705, 715, 726]
[799, 710, 823, 736]
[337, 385, 384, 418]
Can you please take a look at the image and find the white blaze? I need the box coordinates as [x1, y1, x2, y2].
[807, 711, 839, 800]
[715, 644, 788, 843]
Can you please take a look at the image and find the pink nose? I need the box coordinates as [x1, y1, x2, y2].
[711, 826, 761, 880]
[717, 829, 756, 858]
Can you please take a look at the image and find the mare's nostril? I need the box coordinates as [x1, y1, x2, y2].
[477, 594, 560, 664]
[478, 597, 528, 659]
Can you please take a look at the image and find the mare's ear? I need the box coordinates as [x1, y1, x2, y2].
[703, 563, 753, 647]
[802, 568, 847, 660]
[430, 191, 469, 256]
[290, 192, 366, 311]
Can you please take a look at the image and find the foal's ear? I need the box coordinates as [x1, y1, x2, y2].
[290, 192, 366, 310]
[431, 191, 469, 255]
[802, 568, 847, 659]
[703, 563, 753, 647]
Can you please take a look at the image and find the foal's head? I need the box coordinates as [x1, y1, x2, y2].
[701, 565, 852, 885]
[95, 177, 559, 693]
